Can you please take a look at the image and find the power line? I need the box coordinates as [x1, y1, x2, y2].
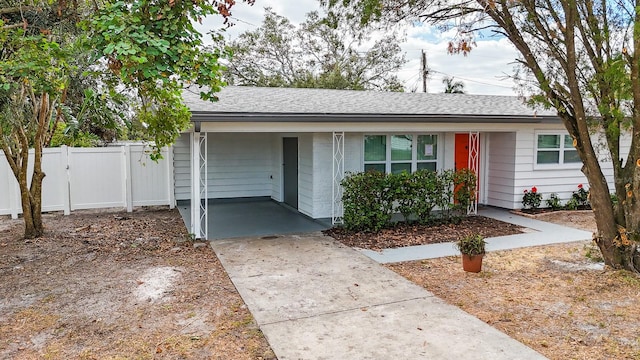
[429, 69, 514, 89]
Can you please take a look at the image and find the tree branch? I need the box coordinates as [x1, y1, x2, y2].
[0, 6, 39, 15]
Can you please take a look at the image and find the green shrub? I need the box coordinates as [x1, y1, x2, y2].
[340, 168, 478, 231]
[546, 193, 562, 210]
[413, 169, 442, 224]
[341, 170, 394, 232]
[565, 197, 579, 210]
[50, 121, 101, 147]
[453, 168, 477, 219]
[389, 171, 417, 222]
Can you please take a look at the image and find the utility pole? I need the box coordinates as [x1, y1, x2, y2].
[421, 50, 429, 93]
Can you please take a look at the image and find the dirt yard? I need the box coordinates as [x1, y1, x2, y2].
[387, 211, 640, 360]
[3, 206, 634, 360]
[0, 207, 275, 359]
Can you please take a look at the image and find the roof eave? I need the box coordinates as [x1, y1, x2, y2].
[189, 112, 560, 124]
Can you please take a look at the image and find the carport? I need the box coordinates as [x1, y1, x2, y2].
[177, 198, 330, 240]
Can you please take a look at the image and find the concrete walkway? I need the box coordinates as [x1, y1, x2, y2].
[360, 208, 593, 263]
[211, 233, 547, 359]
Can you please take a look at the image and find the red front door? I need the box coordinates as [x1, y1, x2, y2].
[455, 133, 480, 204]
[455, 133, 470, 172]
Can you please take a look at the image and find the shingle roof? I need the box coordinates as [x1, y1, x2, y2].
[182, 86, 558, 121]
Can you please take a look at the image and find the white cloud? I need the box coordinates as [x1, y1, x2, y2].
[196, 2, 522, 96]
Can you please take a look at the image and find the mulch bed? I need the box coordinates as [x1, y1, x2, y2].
[516, 206, 592, 215]
[324, 216, 525, 250]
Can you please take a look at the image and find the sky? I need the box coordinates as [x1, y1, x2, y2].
[197, 1, 522, 96]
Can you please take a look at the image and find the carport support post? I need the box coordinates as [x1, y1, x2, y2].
[190, 132, 202, 239]
[332, 132, 344, 224]
[468, 131, 479, 215]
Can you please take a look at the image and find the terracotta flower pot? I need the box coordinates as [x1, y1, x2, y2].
[461, 254, 484, 273]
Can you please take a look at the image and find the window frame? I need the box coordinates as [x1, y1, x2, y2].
[534, 131, 582, 169]
[363, 133, 441, 173]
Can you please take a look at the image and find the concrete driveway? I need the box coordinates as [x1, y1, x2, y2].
[211, 233, 546, 359]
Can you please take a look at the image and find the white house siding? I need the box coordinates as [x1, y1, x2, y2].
[343, 133, 363, 173]
[175, 123, 633, 215]
[488, 129, 624, 209]
[311, 133, 332, 219]
[173, 133, 190, 201]
[173, 133, 275, 201]
[270, 135, 282, 202]
[443, 133, 455, 170]
[298, 133, 314, 217]
[207, 133, 273, 199]
[309, 133, 362, 219]
[486, 132, 518, 209]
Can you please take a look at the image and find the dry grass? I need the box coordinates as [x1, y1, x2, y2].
[387, 211, 640, 360]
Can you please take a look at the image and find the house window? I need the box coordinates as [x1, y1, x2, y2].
[364, 134, 438, 173]
[364, 135, 386, 172]
[536, 133, 580, 165]
[391, 135, 412, 174]
[417, 134, 438, 171]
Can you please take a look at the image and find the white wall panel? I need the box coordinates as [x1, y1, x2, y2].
[311, 133, 333, 218]
[69, 147, 125, 209]
[173, 133, 191, 201]
[298, 134, 313, 217]
[0, 152, 15, 216]
[40, 148, 67, 212]
[486, 132, 518, 208]
[207, 133, 273, 199]
[130, 145, 170, 206]
[270, 134, 282, 202]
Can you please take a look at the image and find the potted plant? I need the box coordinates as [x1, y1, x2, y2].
[455, 234, 486, 273]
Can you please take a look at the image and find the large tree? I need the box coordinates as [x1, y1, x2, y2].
[0, 0, 248, 238]
[324, 0, 640, 271]
[224, 8, 406, 91]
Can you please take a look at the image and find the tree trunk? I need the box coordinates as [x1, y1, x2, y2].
[29, 142, 45, 238]
[589, 164, 640, 272]
[11, 150, 45, 239]
[1, 90, 50, 239]
[18, 172, 38, 239]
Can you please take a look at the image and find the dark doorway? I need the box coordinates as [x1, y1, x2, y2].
[283, 137, 298, 209]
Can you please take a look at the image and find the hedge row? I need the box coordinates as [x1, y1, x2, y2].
[341, 168, 477, 232]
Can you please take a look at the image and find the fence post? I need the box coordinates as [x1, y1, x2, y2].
[124, 144, 133, 212]
[61, 145, 71, 215]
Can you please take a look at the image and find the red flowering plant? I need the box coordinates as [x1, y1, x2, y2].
[571, 184, 590, 208]
[522, 186, 543, 210]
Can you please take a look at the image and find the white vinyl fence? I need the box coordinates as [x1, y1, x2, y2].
[0, 144, 174, 219]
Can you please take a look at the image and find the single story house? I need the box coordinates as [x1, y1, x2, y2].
[175, 86, 621, 239]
